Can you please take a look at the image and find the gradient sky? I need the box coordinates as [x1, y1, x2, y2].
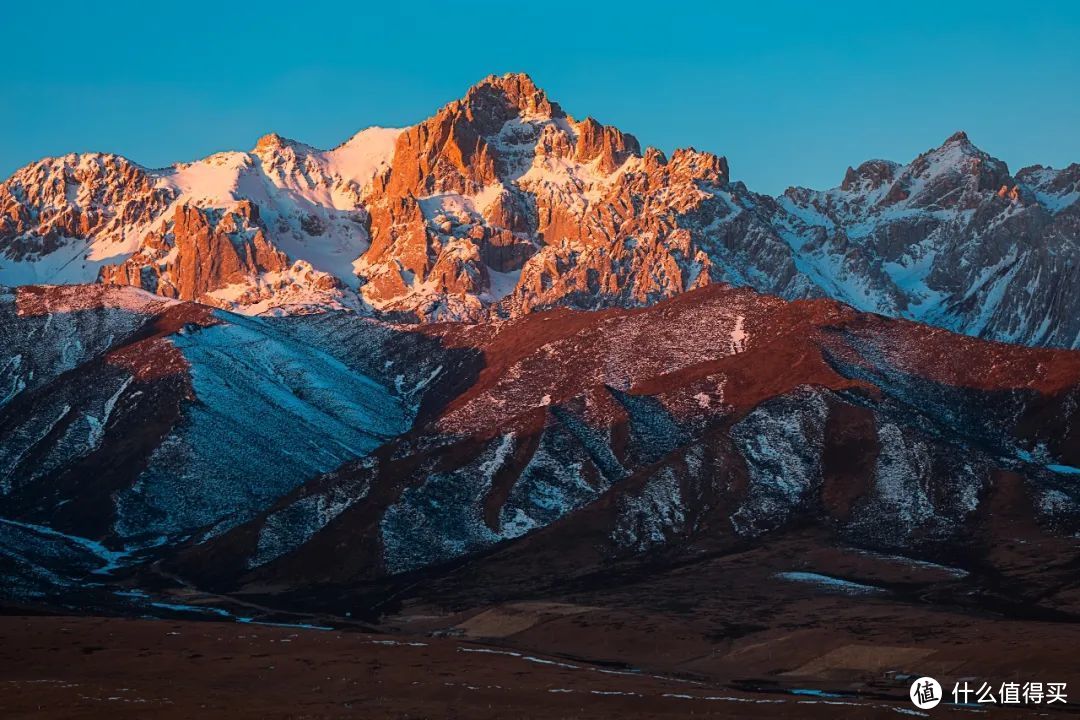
[3, 1, 1078, 195]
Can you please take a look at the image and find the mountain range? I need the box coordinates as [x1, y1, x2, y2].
[2, 73, 1078, 347]
[3, 73, 1080, 715]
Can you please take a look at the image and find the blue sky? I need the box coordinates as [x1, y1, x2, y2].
[2, 0, 1077, 194]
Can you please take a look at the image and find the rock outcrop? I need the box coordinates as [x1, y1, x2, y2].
[0, 153, 176, 282]
[98, 202, 352, 314]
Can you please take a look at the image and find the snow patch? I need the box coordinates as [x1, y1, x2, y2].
[776, 571, 885, 595]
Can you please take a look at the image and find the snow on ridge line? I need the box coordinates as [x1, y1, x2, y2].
[0, 126, 406, 293]
[11, 284, 180, 315]
[157, 125, 403, 205]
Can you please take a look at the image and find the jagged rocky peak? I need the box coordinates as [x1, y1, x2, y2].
[890, 130, 1014, 206]
[840, 159, 900, 192]
[460, 72, 562, 126]
[825, 132, 1010, 205]
[4, 152, 150, 204]
[97, 197, 351, 315]
[379, 86, 503, 197]
[377, 73, 646, 198]
[251, 132, 316, 156]
[573, 116, 640, 173]
[665, 146, 730, 184]
[356, 73, 673, 320]
[0, 152, 176, 256]
[1016, 162, 1080, 212]
[926, 130, 989, 163]
[944, 129, 971, 145]
[100, 201, 288, 301]
[254, 132, 287, 153]
[773, 127, 1080, 350]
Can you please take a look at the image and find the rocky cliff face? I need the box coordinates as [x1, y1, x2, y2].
[98, 202, 353, 314]
[1, 74, 1077, 347]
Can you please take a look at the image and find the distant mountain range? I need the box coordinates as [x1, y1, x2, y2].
[2, 73, 1077, 347]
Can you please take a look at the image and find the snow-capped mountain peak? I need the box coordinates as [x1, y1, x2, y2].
[0, 121, 408, 312]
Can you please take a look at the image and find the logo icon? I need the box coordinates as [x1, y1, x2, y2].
[910, 677, 942, 709]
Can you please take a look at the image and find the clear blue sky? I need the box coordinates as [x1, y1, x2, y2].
[3, 0, 1077, 194]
